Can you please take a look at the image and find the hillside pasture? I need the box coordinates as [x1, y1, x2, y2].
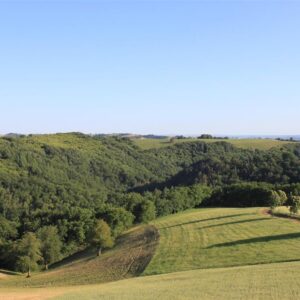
[134, 137, 293, 150]
[2, 207, 300, 299]
[54, 261, 300, 300]
[0, 225, 158, 288]
[145, 207, 300, 275]
[4, 260, 300, 300]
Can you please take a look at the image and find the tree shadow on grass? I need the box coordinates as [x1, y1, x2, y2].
[160, 213, 255, 230]
[198, 218, 272, 230]
[50, 247, 95, 270]
[208, 232, 300, 248]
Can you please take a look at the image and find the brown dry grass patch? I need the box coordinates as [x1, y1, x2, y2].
[0, 225, 159, 288]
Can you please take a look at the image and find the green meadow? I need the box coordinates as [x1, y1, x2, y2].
[134, 137, 293, 150]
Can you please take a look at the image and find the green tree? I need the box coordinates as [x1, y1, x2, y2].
[140, 200, 156, 223]
[289, 196, 300, 215]
[135, 200, 156, 223]
[17, 232, 41, 277]
[268, 191, 282, 210]
[89, 220, 114, 256]
[277, 190, 288, 205]
[37, 226, 62, 270]
[98, 206, 134, 237]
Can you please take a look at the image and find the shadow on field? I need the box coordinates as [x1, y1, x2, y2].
[50, 248, 95, 270]
[160, 213, 254, 230]
[198, 218, 272, 230]
[208, 232, 300, 248]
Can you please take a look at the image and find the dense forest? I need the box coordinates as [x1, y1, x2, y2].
[1, 133, 300, 272]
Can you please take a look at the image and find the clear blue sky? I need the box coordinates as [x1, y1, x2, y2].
[0, 1, 299, 135]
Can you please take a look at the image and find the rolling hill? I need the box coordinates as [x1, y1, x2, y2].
[134, 137, 294, 150]
[1, 207, 300, 299]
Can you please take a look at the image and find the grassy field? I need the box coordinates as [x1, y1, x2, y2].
[2, 261, 300, 299]
[134, 138, 293, 150]
[2, 207, 300, 299]
[54, 261, 300, 300]
[0, 225, 158, 288]
[145, 207, 300, 274]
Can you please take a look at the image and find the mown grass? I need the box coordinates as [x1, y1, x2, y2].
[3, 261, 300, 299]
[0, 225, 158, 288]
[53, 260, 300, 300]
[144, 207, 300, 275]
[134, 138, 293, 150]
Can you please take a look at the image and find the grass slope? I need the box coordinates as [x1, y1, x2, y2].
[55, 261, 300, 300]
[2, 207, 300, 299]
[134, 138, 293, 150]
[0, 225, 158, 288]
[3, 261, 300, 300]
[145, 207, 300, 274]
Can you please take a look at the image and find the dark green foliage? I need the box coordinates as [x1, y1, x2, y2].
[148, 144, 300, 189]
[135, 200, 156, 223]
[287, 195, 300, 214]
[0, 216, 18, 243]
[144, 185, 212, 216]
[198, 134, 214, 139]
[268, 190, 287, 209]
[281, 183, 300, 196]
[207, 183, 275, 207]
[96, 206, 134, 237]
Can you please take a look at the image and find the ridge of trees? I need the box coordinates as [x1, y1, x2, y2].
[1, 133, 300, 273]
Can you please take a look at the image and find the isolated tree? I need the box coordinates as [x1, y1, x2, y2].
[37, 226, 62, 270]
[89, 220, 114, 256]
[17, 232, 41, 277]
[277, 190, 288, 205]
[269, 191, 282, 210]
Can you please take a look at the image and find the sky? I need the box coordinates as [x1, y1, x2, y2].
[0, 1, 299, 135]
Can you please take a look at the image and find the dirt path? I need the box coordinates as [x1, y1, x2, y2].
[0, 288, 64, 300]
[0, 273, 8, 280]
[260, 208, 271, 216]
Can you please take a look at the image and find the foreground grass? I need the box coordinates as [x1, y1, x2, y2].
[5, 260, 300, 300]
[0, 225, 158, 288]
[53, 261, 300, 300]
[134, 138, 293, 150]
[145, 207, 300, 275]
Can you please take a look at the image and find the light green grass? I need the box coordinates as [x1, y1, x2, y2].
[3, 261, 300, 300]
[134, 138, 293, 150]
[4, 261, 300, 299]
[145, 207, 300, 275]
[54, 261, 300, 300]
